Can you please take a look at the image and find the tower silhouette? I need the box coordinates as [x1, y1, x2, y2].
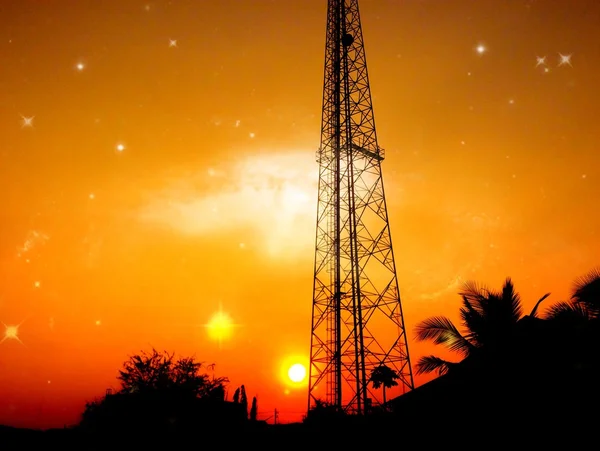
[309, 0, 414, 414]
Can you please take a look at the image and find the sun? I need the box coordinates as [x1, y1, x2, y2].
[288, 363, 307, 383]
[279, 355, 309, 389]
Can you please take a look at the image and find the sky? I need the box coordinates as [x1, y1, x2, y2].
[1, 0, 599, 428]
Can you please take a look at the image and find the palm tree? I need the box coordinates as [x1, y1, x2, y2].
[414, 277, 550, 376]
[543, 268, 600, 379]
[543, 268, 600, 336]
[558, 268, 600, 321]
[369, 364, 399, 405]
[544, 300, 592, 325]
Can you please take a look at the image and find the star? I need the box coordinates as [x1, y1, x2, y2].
[1, 321, 24, 345]
[558, 53, 572, 67]
[116, 143, 125, 152]
[475, 44, 486, 55]
[20, 115, 34, 128]
[536, 56, 546, 67]
[169, 39, 177, 48]
[202, 303, 242, 350]
[75, 62, 85, 71]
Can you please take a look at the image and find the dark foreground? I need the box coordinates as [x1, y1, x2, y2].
[1, 411, 596, 450]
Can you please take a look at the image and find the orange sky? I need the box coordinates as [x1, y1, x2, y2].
[1, 0, 599, 428]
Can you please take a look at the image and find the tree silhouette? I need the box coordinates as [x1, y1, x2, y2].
[116, 348, 227, 397]
[543, 268, 600, 384]
[240, 385, 248, 419]
[546, 268, 600, 324]
[118, 348, 173, 393]
[240, 384, 247, 405]
[369, 364, 399, 405]
[572, 268, 600, 318]
[250, 396, 257, 421]
[414, 278, 550, 375]
[81, 349, 232, 434]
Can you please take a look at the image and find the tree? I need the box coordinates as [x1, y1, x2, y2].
[117, 348, 228, 397]
[546, 268, 600, 323]
[414, 278, 550, 375]
[240, 385, 248, 419]
[543, 268, 600, 380]
[369, 364, 399, 405]
[118, 348, 173, 393]
[240, 385, 247, 404]
[250, 396, 257, 421]
[541, 269, 600, 350]
[80, 349, 231, 435]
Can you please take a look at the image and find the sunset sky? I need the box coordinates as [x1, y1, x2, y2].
[1, 0, 600, 428]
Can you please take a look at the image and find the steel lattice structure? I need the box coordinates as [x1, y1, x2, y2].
[308, 0, 414, 415]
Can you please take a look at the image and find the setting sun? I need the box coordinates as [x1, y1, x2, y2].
[278, 355, 309, 389]
[288, 363, 307, 384]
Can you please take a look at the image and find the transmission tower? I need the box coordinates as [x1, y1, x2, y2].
[308, 0, 414, 415]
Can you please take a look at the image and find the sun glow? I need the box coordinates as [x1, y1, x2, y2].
[288, 363, 307, 383]
[279, 354, 309, 388]
[137, 151, 318, 260]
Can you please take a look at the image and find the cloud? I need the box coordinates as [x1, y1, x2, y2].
[418, 274, 466, 301]
[137, 151, 319, 260]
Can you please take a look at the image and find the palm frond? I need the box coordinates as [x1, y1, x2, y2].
[544, 301, 591, 323]
[458, 280, 489, 313]
[500, 277, 523, 321]
[529, 293, 551, 318]
[460, 296, 481, 319]
[457, 278, 526, 348]
[571, 268, 600, 316]
[414, 316, 474, 355]
[459, 296, 485, 343]
[415, 355, 457, 376]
